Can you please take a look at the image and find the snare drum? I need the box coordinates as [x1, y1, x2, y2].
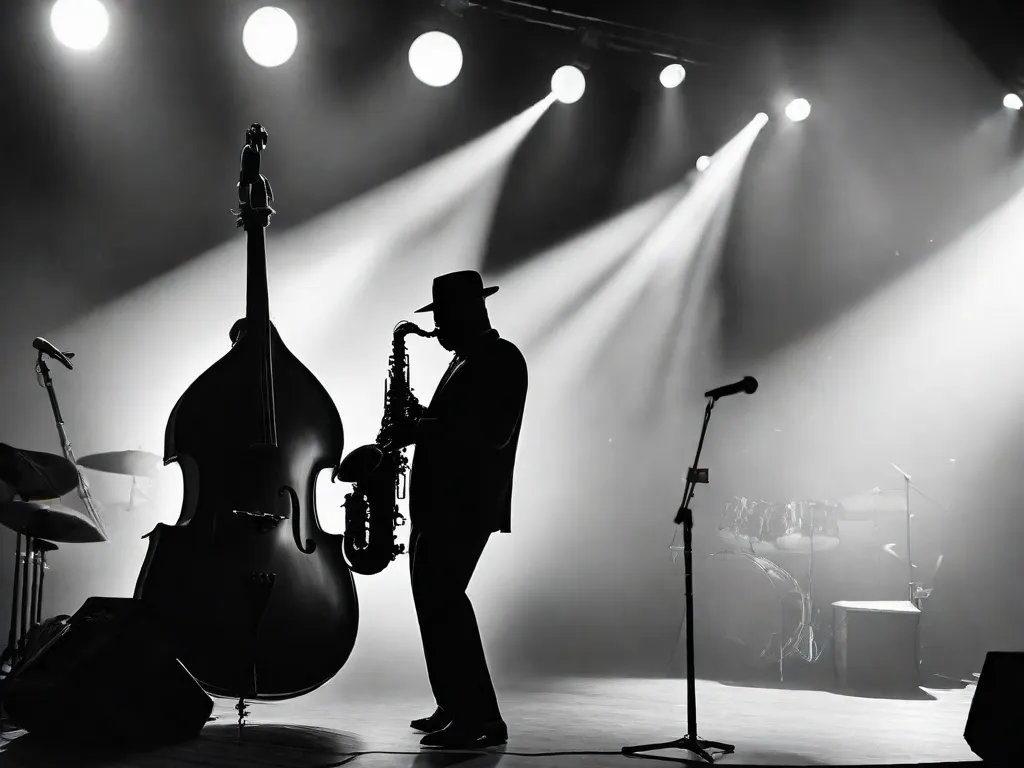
[717, 497, 785, 555]
[775, 500, 841, 554]
[698, 551, 805, 668]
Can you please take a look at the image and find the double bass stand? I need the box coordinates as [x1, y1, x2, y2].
[622, 396, 735, 764]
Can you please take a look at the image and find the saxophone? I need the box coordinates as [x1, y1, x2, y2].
[334, 321, 435, 575]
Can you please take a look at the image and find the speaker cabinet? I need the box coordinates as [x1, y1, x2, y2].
[0, 597, 213, 747]
[832, 600, 921, 691]
[965, 651, 1024, 764]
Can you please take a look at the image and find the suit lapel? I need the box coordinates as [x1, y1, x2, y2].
[430, 329, 497, 405]
[433, 356, 463, 401]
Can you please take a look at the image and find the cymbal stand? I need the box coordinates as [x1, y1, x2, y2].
[16, 535, 29, 668]
[622, 397, 735, 764]
[889, 464, 915, 603]
[0, 535, 49, 676]
[36, 352, 107, 539]
[0, 534, 26, 675]
[29, 541, 53, 629]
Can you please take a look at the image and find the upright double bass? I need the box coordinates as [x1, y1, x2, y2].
[134, 125, 358, 702]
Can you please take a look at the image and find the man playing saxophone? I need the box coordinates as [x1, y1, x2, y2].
[383, 270, 528, 749]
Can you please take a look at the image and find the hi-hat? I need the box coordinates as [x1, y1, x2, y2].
[0, 500, 107, 543]
[0, 443, 80, 500]
[79, 451, 162, 477]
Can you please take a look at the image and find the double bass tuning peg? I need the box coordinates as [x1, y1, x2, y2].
[246, 124, 269, 152]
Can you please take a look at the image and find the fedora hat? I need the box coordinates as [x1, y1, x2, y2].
[415, 270, 499, 313]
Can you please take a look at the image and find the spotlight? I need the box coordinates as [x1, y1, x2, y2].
[408, 31, 463, 87]
[785, 98, 811, 122]
[50, 0, 109, 51]
[695, 155, 711, 172]
[243, 7, 298, 68]
[754, 112, 769, 127]
[1004, 93, 1023, 110]
[660, 63, 686, 89]
[551, 65, 586, 104]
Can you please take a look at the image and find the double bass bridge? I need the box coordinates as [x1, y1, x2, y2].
[231, 508, 288, 534]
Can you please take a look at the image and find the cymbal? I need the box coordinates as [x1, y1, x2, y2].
[837, 489, 907, 520]
[78, 450, 161, 477]
[0, 501, 106, 543]
[0, 443, 80, 500]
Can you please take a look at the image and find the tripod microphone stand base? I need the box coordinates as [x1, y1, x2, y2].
[623, 734, 735, 764]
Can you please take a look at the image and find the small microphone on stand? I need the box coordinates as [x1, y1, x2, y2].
[704, 376, 758, 400]
[32, 337, 75, 370]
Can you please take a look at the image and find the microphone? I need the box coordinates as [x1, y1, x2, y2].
[704, 376, 758, 400]
[33, 337, 74, 370]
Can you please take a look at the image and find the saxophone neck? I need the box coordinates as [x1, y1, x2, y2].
[393, 321, 436, 340]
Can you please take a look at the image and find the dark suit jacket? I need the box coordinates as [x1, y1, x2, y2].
[408, 329, 528, 535]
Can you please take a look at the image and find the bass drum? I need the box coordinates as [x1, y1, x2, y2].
[695, 552, 805, 676]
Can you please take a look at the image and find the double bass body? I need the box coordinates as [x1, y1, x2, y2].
[134, 125, 358, 700]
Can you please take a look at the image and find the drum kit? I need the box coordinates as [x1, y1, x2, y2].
[0, 445, 162, 675]
[711, 489, 923, 679]
[0, 337, 164, 679]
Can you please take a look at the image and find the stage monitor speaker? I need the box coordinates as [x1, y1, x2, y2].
[832, 600, 920, 692]
[0, 596, 213, 747]
[965, 651, 1024, 764]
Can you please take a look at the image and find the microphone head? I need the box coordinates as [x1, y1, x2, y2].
[742, 376, 759, 394]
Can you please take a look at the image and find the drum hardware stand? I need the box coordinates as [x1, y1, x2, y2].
[889, 464, 916, 603]
[623, 396, 735, 765]
[0, 535, 54, 676]
[781, 504, 826, 671]
[889, 464, 950, 682]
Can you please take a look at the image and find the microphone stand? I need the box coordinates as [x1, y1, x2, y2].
[36, 352, 108, 539]
[622, 396, 735, 764]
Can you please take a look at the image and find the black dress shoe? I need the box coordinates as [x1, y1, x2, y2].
[420, 719, 508, 748]
[410, 706, 452, 733]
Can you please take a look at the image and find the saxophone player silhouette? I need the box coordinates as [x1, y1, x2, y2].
[383, 270, 528, 749]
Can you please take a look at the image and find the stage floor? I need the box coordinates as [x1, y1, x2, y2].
[0, 676, 980, 767]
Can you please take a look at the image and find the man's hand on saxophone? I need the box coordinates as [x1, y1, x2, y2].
[382, 418, 418, 452]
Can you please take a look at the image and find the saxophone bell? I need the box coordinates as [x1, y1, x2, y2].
[332, 444, 384, 484]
